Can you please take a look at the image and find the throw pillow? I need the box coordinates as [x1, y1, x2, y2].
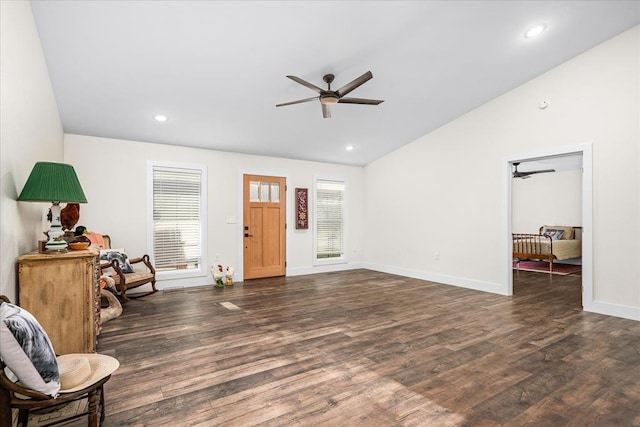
[0, 302, 60, 397]
[543, 228, 564, 240]
[542, 225, 574, 240]
[100, 249, 135, 274]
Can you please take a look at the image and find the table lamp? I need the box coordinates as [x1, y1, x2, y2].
[17, 162, 87, 251]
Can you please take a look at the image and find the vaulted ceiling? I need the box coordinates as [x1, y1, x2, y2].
[30, 1, 639, 166]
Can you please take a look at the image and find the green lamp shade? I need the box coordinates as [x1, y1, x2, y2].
[17, 162, 87, 203]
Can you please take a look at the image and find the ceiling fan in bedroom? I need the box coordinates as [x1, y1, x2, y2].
[276, 71, 384, 118]
[512, 162, 556, 179]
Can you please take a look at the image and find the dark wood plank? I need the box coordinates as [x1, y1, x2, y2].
[27, 268, 640, 426]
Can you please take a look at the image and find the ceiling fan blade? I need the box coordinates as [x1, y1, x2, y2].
[520, 169, 556, 176]
[276, 96, 318, 107]
[513, 168, 556, 178]
[335, 71, 373, 97]
[338, 97, 384, 105]
[528, 169, 556, 174]
[322, 103, 331, 119]
[287, 75, 324, 94]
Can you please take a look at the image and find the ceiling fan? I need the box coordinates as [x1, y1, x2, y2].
[512, 162, 556, 179]
[276, 71, 384, 118]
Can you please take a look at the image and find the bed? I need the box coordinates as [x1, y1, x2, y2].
[512, 225, 582, 272]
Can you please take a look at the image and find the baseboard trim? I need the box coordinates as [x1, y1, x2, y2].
[155, 275, 212, 290]
[286, 262, 365, 277]
[361, 263, 506, 295]
[583, 300, 640, 321]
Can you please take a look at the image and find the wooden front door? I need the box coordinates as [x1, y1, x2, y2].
[243, 174, 286, 279]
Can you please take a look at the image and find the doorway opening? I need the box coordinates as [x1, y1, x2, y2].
[511, 154, 583, 308]
[504, 144, 593, 310]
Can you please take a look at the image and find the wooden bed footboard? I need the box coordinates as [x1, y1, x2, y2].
[512, 233, 554, 272]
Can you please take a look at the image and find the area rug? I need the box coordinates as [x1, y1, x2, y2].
[513, 260, 581, 276]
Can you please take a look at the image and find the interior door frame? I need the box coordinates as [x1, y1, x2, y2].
[237, 169, 290, 282]
[503, 143, 593, 309]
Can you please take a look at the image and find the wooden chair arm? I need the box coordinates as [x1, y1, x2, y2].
[101, 260, 121, 274]
[0, 372, 50, 400]
[101, 256, 155, 276]
[129, 254, 156, 274]
[1, 363, 110, 401]
[0, 360, 51, 400]
[100, 260, 126, 284]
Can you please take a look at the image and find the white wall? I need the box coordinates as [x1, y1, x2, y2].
[0, 2, 64, 302]
[512, 170, 582, 233]
[363, 27, 639, 319]
[64, 134, 365, 288]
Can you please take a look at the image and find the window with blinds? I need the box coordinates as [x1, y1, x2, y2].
[152, 165, 205, 273]
[315, 179, 345, 260]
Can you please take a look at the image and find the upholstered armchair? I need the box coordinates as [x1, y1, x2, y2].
[99, 235, 157, 303]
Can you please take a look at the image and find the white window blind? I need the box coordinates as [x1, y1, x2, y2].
[152, 166, 203, 272]
[315, 179, 344, 259]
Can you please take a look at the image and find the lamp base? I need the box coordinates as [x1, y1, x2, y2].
[45, 203, 68, 251]
[45, 225, 68, 251]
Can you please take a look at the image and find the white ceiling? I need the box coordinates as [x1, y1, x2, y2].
[30, 1, 639, 166]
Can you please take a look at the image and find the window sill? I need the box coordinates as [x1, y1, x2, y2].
[156, 268, 207, 281]
[313, 257, 348, 267]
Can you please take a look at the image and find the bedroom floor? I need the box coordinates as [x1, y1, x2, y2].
[23, 269, 639, 426]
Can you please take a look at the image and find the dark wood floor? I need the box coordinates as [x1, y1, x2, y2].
[70, 269, 640, 425]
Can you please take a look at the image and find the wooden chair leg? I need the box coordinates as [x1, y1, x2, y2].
[99, 386, 106, 424]
[116, 284, 129, 303]
[18, 409, 29, 427]
[0, 389, 12, 427]
[88, 389, 99, 427]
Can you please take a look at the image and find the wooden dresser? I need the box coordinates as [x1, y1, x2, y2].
[18, 248, 100, 354]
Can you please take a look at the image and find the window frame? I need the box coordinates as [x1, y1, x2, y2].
[147, 161, 208, 280]
[313, 177, 347, 266]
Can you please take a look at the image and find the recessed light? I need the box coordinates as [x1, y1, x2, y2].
[154, 114, 168, 122]
[345, 145, 355, 151]
[525, 24, 547, 39]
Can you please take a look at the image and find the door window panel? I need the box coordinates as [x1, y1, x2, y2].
[271, 183, 280, 202]
[260, 182, 270, 202]
[250, 181, 260, 202]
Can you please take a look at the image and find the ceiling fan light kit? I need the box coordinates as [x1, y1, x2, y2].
[276, 71, 384, 118]
[320, 94, 339, 105]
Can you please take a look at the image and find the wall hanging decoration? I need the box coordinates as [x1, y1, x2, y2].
[295, 188, 308, 229]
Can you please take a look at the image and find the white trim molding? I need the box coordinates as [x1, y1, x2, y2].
[362, 263, 505, 295]
[503, 143, 596, 312]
